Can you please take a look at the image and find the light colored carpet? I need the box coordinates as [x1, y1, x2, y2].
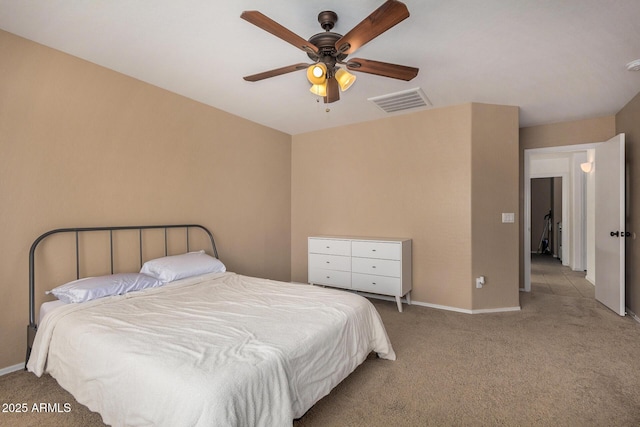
[2, 264, 640, 426]
[298, 292, 640, 426]
[530, 253, 595, 299]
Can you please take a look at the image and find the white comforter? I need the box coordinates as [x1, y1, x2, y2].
[28, 272, 395, 427]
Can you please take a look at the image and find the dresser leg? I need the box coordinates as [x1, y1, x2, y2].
[405, 292, 411, 305]
[395, 296, 403, 312]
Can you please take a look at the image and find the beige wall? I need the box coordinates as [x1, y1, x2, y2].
[292, 104, 473, 309]
[470, 103, 520, 310]
[520, 116, 616, 149]
[0, 31, 292, 368]
[615, 92, 640, 316]
[292, 103, 520, 311]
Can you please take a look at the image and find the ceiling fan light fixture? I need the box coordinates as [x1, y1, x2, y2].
[307, 63, 327, 85]
[309, 81, 327, 97]
[241, 2, 418, 104]
[335, 68, 356, 92]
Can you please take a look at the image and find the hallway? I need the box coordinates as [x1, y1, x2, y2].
[530, 254, 595, 299]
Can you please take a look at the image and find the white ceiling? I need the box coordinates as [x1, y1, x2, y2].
[2, 0, 640, 135]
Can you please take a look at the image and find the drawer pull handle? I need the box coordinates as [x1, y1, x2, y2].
[326, 246, 330, 248]
[372, 266, 376, 268]
[326, 276, 330, 279]
[372, 282, 377, 285]
[372, 249, 376, 252]
[326, 261, 330, 264]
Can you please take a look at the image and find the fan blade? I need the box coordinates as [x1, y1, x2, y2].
[243, 63, 309, 82]
[335, 0, 410, 56]
[241, 11, 319, 56]
[324, 77, 340, 103]
[346, 58, 418, 81]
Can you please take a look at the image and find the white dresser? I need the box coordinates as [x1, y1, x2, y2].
[308, 236, 412, 312]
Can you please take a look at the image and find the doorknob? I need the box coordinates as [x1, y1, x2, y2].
[611, 231, 619, 237]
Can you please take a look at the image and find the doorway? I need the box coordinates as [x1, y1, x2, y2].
[523, 143, 596, 292]
[524, 135, 626, 315]
[531, 177, 562, 259]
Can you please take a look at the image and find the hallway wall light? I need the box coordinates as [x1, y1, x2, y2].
[580, 162, 593, 173]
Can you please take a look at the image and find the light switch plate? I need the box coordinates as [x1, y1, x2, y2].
[502, 213, 515, 223]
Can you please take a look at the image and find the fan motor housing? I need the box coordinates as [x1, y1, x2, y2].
[308, 32, 345, 57]
[307, 11, 347, 63]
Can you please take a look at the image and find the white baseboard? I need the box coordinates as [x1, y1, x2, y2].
[626, 308, 640, 324]
[0, 363, 24, 376]
[470, 306, 521, 314]
[411, 300, 520, 314]
[361, 292, 520, 314]
[585, 274, 595, 285]
[304, 285, 521, 314]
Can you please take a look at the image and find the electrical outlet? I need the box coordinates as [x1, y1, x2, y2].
[476, 276, 485, 288]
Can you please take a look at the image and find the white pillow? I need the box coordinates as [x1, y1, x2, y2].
[47, 273, 163, 304]
[140, 250, 226, 282]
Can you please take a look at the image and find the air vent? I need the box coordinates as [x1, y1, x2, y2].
[368, 87, 431, 113]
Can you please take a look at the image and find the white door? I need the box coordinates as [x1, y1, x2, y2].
[595, 134, 625, 316]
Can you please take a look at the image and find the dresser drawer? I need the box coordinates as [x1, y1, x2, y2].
[352, 241, 401, 260]
[309, 253, 351, 272]
[309, 268, 351, 288]
[352, 273, 399, 296]
[351, 257, 400, 277]
[308, 238, 351, 256]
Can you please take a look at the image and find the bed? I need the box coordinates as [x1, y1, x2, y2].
[26, 225, 395, 426]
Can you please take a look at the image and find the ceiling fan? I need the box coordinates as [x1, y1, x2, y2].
[240, 0, 419, 104]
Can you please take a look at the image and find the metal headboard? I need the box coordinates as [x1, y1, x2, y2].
[26, 224, 218, 367]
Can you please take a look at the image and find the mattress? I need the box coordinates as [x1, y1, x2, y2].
[39, 300, 67, 324]
[28, 272, 395, 426]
